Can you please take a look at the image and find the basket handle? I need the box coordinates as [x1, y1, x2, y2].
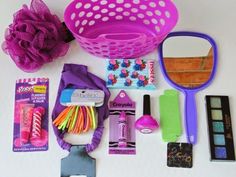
[99, 33, 146, 41]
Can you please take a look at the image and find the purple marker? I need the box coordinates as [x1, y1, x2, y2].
[118, 111, 127, 147]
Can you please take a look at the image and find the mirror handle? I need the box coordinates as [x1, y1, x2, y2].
[185, 91, 197, 144]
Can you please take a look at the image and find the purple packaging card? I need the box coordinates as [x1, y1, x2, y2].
[109, 90, 136, 155]
[13, 78, 49, 152]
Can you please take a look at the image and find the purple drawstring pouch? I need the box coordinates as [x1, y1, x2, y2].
[52, 64, 110, 152]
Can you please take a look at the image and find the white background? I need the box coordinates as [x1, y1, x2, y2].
[0, 0, 236, 177]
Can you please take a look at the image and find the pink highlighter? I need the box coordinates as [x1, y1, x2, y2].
[135, 95, 159, 134]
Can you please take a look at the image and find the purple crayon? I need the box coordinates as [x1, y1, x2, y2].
[118, 111, 127, 148]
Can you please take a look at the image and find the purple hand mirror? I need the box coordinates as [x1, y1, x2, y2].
[159, 31, 218, 144]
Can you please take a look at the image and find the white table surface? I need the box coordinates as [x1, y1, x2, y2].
[0, 0, 236, 177]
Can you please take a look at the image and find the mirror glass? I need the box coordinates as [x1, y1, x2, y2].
[163, 36, 214, 88]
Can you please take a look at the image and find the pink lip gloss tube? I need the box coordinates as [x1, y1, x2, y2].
[20, 104, 34, 144]
[118, 111, 127, 148]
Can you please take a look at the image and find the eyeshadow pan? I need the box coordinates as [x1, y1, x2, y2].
[212, 122, 224, 133]
[206, 96, 235, 161]
[211, 110, 223, 120]
[210, 97, 221, 108]
[214, 134, 225, 145]
[215, 147, 227, 159]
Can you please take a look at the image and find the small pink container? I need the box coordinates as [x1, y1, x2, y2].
[64, 0, 178, 58]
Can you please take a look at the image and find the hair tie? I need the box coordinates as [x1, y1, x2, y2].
[90, 107, 97, 130]
[53, 105, 98, 135]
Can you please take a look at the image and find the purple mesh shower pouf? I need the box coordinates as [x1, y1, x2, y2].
[2, 0, 69, 72]
[52, 64, 110, 152]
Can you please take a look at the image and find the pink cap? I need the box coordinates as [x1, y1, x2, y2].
[135, 115, 159, 134]
[119, 111, 126, 121]
[34, 107, 45, 115]
[21, 131, 30, 144]
[118, 141, 127, 148]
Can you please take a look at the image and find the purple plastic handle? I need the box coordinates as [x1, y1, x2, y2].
[99, 33, 145, 41]
[184, 90, 197, 144]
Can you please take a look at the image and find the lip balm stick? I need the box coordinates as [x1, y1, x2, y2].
[31, 107, 45, 142]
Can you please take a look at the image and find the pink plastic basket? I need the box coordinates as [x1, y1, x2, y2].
[64, 0, 178, 58]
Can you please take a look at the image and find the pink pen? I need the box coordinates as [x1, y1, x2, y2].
[118, 111, 127, 148]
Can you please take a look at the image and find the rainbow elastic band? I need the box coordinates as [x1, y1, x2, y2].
[53, 106, 97, 134]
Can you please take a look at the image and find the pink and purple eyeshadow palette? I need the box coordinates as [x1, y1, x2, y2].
[205, 96, 235, 161]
